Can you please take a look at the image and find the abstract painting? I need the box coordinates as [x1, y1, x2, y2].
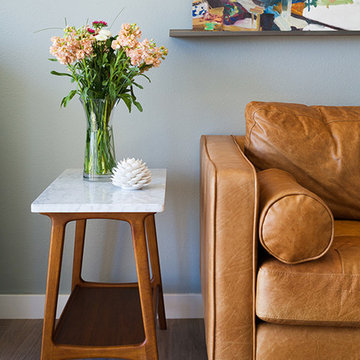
[192, 0, 360, 31]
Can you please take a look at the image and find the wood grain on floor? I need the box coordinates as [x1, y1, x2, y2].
[0, 319, 207, 360]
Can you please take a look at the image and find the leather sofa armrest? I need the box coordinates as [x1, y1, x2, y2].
[201, 135, 258, 360]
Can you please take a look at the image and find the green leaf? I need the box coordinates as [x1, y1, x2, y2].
[120, 94, 132, 113]
[60, 97, 67, 108]
[67, 89, 77, 101]
[130, 85, 136, 99]
[61, 89, 78, 108]
[133, 101, 143, 112]
[48, 58, 58, 62]
[140, 73, 151, 83]
[51, 70, 72, 78]
[133, 82, 144, 89]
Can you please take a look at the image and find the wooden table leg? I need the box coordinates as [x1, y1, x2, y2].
[146, 214, 167, 330]
[41, 215, 67, 360]
[131, 216, 159, 360]
[71, 219, 86, 290]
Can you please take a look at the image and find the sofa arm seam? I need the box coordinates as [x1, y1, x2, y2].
[231, 135, 259, 360]
[202, 135, 218, 360]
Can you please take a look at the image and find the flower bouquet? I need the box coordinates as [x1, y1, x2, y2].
[49, 21, 168, 180]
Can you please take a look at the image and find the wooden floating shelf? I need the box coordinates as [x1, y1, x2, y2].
[169, 29, 360, 37]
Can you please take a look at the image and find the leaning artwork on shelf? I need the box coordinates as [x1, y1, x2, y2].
[192, 0, 360, 32]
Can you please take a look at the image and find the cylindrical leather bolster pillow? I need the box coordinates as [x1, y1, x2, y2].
[258, 169, 334, 264]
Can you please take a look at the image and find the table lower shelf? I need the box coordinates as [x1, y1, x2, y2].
[53, 285, 145, 347]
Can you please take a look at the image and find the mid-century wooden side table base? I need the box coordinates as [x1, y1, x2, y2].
[31, 169, 167, 360]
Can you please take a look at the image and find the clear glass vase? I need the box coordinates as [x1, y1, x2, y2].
[81, 98, 116, 181]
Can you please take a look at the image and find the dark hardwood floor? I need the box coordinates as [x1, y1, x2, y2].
[0, 319, 207, 360]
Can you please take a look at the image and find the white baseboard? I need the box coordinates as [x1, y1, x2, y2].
[0, 293, 203, 319]
[163, 294, 203, 319]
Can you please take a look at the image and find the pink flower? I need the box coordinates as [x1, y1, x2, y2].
[135, 39, 168, 69]
[111, 39, 121, 50]
[121, 38, 167, 69]
[49, 26, 94, 65]
[75, 49, 85, 60]
[126, 47, 144, 66]
[50, 22, 167, 70]
[92, 21, 108, 28]
[111, 23, 142, 51]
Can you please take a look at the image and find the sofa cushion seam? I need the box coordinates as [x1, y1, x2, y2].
[256, 313, 360, 323]
[259, 193, 334, 263]
[258, 269, 360, 276]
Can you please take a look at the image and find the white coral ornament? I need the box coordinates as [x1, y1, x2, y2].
[111, 158, 152, 190]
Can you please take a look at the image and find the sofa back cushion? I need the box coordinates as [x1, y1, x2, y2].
[245, 101, 360, 219]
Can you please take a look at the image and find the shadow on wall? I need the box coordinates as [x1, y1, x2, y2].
[76, 169, 201, 294]
[0, 65, 59, 293]
[79, 219, 136, 284]
[161, 170, 201, 293]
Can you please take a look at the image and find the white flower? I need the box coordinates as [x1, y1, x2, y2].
[95, 29, 112, 41]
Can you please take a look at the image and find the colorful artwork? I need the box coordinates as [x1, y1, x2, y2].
[192, 0, 360, 31]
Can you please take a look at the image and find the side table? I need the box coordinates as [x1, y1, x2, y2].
[31, 169, 167, 360]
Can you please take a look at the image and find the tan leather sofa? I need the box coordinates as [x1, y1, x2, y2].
[200, 102, 360, 360]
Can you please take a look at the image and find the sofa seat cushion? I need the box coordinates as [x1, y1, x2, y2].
[256, 220, 360, 327]
[257, 323, 360, 360]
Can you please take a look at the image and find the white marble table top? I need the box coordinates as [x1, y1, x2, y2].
[31, 169, 166, 213]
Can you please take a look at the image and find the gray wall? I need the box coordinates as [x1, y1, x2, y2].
[1, 0, 360, 294]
